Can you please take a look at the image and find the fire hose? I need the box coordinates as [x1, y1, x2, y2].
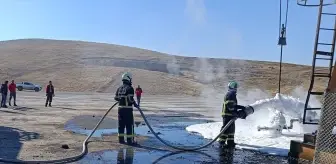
[137, 105, 254, 151]
[0, 102, 119, 164]
[0, 102, 254, 163]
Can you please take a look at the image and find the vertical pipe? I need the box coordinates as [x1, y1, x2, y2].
[279, 45, 283, 94]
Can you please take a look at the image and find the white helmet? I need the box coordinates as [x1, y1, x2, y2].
[122, 72, 132, 82]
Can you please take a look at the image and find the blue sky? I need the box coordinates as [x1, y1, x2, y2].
[0, 0, 335, 65]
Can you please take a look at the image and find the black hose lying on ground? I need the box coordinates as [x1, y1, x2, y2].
[0, 103, 254, 163]
[0, 102, 119, 164]
[136, 105, 254, 151]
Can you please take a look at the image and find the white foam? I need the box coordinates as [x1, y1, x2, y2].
[186, 93, 320, 156]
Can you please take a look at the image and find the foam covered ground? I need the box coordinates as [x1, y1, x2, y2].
[186, 93, 320, 156]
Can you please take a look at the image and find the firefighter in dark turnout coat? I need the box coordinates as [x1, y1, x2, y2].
[218, 81, 245, 148]
[114, 72, 139, 145]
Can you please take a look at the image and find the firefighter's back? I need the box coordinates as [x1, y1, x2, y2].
[116, 84, 134, 109]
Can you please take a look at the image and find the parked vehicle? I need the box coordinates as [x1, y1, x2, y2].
[16, 82, 42, 92]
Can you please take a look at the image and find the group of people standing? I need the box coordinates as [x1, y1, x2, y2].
[2, 72, 246, 151]
[1, 80, 17, 108]
[0, 80, 55, 108]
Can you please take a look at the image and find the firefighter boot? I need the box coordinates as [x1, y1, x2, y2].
[119, 137, 125, 144]
[227, 140, 236, 149]
[49, 103, 52, 107]
[127, 138, 138, 146]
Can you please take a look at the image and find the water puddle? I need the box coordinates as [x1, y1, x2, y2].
[76, 148, 217, 164]
[65, 115, 207, 146]
[76, 147, 288, 164]
[65, 115, 288, 163]
[64, 115, 119, 137]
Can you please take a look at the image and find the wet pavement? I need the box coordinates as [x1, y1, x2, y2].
[65, 115, 308, 164]
[75, 146, 290, 164]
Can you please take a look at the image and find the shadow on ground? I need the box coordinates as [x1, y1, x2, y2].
[53, 106, 77, 110]
[0, 126, 40, 159]
[12, 106, 38, 111]
[0, 109, 25, 115]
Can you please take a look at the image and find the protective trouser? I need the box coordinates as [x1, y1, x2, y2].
[45, 94, 53, 106]
[117, 148, 134, 164]
[118, 108, 135, 143]
[218, 116, 235, 145]
[136, 96, 141, 107]
[9, 92, 16, 105]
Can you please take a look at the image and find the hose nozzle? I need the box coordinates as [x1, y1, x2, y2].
[237, 105, 255, 119]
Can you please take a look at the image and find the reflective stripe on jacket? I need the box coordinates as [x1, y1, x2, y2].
[221, 91, 238, 116]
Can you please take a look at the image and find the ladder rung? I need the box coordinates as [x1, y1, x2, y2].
[321, 13, 336, 16]
[314, 73, 330, 77]
[320, 28, 335, 31]
[318, 42, 333, 46]
[316, 51, 332, 56]
[314, 72, 330, 75]
[303, 121, 319, 125]
[315, 57, 332, 60]
[310, 91, 324, 95]
[305, 108, 321, 111]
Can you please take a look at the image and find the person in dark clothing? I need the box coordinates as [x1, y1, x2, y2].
[8, 80, 17, 106]
[135, 85, 142, 107]
[117, 148, 134, 164]
[45, 81, 55, 107]
[218, 81, 245, 148]
[114, 72, 139, 145]
[0, 81, 9, 108]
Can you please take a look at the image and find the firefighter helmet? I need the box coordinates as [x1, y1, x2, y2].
[122, 72, 132, 82]
[228, 81, 238, 89]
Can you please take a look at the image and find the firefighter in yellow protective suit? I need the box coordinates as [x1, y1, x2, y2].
[218, 81, 245, 148]
[114, 72, 139, 145]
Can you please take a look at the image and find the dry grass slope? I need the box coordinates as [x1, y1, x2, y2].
[0, 38, 329, 96]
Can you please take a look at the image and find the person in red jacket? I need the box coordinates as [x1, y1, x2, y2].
[45, 81, 55, 107]
[8, 80, 17, 106]
[135, 85, 142, 107]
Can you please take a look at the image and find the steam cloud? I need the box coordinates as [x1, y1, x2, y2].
[193, 57, 215, 84]
[165, 0, 322, 123]
[166, 56, 180, 76]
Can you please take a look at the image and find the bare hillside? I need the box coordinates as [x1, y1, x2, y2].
[0, 39, 329, 96]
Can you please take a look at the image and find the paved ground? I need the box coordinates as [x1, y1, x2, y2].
[0, 91, 217, 162]
[0, 91, 309, 163]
